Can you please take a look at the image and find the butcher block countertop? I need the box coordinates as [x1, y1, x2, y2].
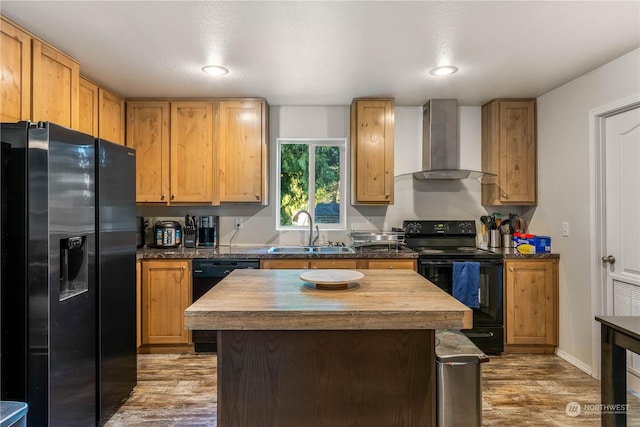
[184, 269, 473, 331]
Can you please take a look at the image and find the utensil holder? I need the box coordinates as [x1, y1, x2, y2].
[502, 233, 513, 248]
[489, 230, 501, 248]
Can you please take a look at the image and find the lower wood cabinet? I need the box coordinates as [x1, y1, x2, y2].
[260, 259, 358, 269]
[504, 258, 558, 353]
[136, 260, 141, 349]
[260, 258, 416, 270]
[140, 259, 192, 347]
[359, 259, 416, 270]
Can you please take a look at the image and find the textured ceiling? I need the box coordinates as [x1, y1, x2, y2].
[2, 1, 639, 106]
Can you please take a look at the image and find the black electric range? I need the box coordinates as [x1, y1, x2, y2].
[403, 220, 504, 354]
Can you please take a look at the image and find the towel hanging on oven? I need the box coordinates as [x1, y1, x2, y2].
[452, 262, 480, 309]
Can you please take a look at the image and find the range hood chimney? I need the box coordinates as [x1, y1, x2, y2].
[413, 99, 492, 180]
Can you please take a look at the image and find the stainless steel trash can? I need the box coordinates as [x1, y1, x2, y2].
[435, 330, 489, 427]
[0, 401, 28, 427]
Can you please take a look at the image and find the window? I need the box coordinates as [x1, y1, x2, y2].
[276, 138, 347, 230]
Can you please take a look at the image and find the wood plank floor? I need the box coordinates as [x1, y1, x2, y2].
[103, 352, 640, 426]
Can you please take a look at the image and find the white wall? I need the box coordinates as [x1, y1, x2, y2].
[535, 48, 640, 370]
[229, 104, 498, 245]
[138, 104, 501, 245]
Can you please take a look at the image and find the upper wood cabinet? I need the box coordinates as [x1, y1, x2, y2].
[350, 98, 394, 205]
[481, 99, 537, 206]
[78, 77, 99, 136]
[504, 258, 558, 353]
[170, 101, 216, 203]
[127, 100, 219, 204]
[31, 39, 80, 129]
[126, 101, 170, 203]
[79, 77, 125, 144]
[99, 87, 125, 144]
[0, 17, 31, 122]
[218, 99, 268, 204]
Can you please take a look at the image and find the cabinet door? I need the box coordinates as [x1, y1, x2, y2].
[498, 101, 536, 204]
[0, 17, 31, 122]
[31, 39, 80, 129]
[261, 259, 310, 269]
[309, 259, 358, 269]
[78, 77, 98, 136]
[218, 99, 267, 203]
[505, 259, 557, 346]
[170, 101, 216, 203]
[99, 88, 125, 144]
[351, 99, 394, 204]
[141, 260, 191, 345]
[482, 99, 536, 206]
[126, 101, 170, 203]
[362, 259, 416, 270]
[136, 260, 141, 348]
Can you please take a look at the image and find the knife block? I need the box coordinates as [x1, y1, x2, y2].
[183, 226, 196, 248]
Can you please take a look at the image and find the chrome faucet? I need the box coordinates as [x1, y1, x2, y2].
[293, 210, 319, 246]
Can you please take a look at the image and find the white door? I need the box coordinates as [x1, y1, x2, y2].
[605, 106, 640, 390]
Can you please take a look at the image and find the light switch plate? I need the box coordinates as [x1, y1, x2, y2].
[562, 222, 569, 237]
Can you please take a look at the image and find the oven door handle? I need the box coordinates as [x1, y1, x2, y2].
[464, 331, 495, 338]
[420, 259, 503, 267]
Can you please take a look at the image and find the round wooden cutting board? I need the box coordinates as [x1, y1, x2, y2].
[299, 269, 365, 290]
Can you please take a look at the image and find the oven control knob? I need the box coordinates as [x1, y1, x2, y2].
[406, 222, 421, 234]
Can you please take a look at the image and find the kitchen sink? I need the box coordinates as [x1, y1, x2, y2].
[309, 246, 354, 254]
[267, 246, 354, 254]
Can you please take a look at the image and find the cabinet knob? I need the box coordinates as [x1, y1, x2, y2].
[255, 194, 260, 200]
[509, 267, 514, 272]
[502, 192, 508, 198]
[389, 266, 393, 269]
[171, 194, 175, 200]
[161, 193, 165, 200]
[181, 266, 186, 271]
[385, 193, 390, 198]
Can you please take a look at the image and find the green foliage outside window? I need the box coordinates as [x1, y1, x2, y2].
[280, 143, 342, 226]
[280, 144, 309, 226]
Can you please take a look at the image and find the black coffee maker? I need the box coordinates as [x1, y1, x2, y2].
[196, 215, 218, 247]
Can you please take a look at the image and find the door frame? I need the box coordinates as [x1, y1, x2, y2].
[589, 94, 640, 379]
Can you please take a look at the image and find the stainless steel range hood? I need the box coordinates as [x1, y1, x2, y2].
[413, 99, 493, 180]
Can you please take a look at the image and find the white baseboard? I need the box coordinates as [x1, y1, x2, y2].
[556, 348, 593, 376]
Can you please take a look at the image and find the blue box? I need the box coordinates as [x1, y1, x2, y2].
[513, 233, 551, 254]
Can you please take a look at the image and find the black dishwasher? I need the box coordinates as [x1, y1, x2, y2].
[192, 258, 260, 352]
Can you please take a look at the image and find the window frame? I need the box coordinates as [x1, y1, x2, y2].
[275, 137, 347, 231]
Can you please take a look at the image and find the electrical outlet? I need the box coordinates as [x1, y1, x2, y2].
[235, 217, 243, 230]
[562, 222, 569, 237]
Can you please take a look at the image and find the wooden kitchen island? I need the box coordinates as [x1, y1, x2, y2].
[184, 269, 472, 427]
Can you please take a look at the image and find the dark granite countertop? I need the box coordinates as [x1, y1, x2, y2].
[490, 248, 560, 259]
[137, 245, 558, 261]
[137, 245, 419, 260]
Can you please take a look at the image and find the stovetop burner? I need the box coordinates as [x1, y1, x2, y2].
[402, 220, 503, 260]
[420, 249, 444, 254]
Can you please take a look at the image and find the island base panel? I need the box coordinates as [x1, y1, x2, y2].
[217, 329, 435, 427]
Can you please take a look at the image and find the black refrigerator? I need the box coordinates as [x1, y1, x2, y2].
[95, 138, 137, 423]
[1, 123, 137, 426]
[1, 121, 97, 426]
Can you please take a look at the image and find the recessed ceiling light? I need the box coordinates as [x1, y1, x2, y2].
[429, 66, 458, 76]
[202, 65, 229, 76]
